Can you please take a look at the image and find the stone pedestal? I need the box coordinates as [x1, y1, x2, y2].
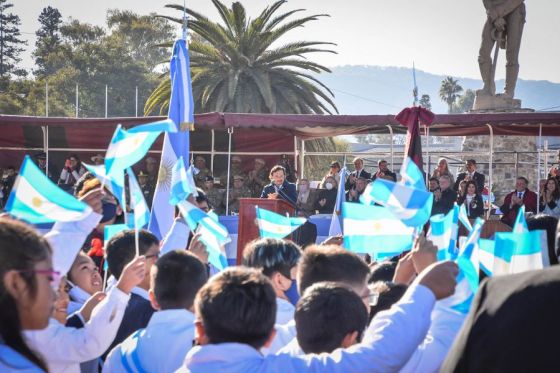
[461, 101, 537, 204]
[472, 91, 534, 113]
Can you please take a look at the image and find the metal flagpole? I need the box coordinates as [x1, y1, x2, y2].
[105, 85, 108, 118]
[75, 84, 79, 118]
[135, 86, 138, 117]
[225, 127, 233, 215]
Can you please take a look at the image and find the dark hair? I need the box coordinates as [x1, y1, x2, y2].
[295, 282, 368, 354]
[269, 165, 286, 178]
[368, 261, 397, 283]
[460, 180, 479, 200]
[74, 172, 96, 197]
[526, 214, 559, 266]
[195, 188, 209, 205]
[243, 238, 301, 279]
[298, 245, 370, 294]
[429, 177, 439, 184]
[545, 178, 560, 202]
[152, 251, 208, 310]
[0, 219, 51, 371]
[517, 176, 529, 185]
[195, 267, 276, 349]
[106, 229, 159, 278]
[466, 159, 476, 165]
[369, 281, 408, 321]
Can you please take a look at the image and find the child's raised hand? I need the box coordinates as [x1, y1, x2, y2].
[80, 292, 106, 322]
[116, 255, 146, 294]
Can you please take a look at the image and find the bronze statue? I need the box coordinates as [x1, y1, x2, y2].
[478, 0, 525, 99]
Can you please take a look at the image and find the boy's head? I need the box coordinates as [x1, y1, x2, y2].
[242, 238, 301, 299]
[105, 229, 159, 290]
[194, 267, 276, 350]
[298, 245, 370, 308]
[149, 250, 208, 311]
[295, 282, 369, 354]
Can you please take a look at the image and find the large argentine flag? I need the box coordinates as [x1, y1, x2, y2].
[256, 206, 306, 239]
[342, 202, 414, 260]
[104, 119, 176, 177]
[5, 156, 92, 224]
[149, 38, 194, 239]
[428, 204, 459, 261]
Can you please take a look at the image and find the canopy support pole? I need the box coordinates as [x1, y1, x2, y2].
[210, 129, 215, 175]
[225, 127, 233, 215]
[537, 123, 542, 213]
[385, 125, 394, 170]
[425, 125, 430, 184]
[300, 139, 305, 179]
[293, 136, 298, 177]
[485, 123, 494, 219]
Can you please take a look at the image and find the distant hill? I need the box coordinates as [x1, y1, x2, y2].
[314, 65, 560, 115]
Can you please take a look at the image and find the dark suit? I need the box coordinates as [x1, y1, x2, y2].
[345, 169, 371, 190]
[442, 266, 560, 373]
[457, 194, 484, 219]
[260, 181, 297, 206]
[454, 172, 485, 193]
[432, 188, 457, 216]
[103, 293, 155, 360]
[500, 189, 538, 226]
[371, 170, 397, 182]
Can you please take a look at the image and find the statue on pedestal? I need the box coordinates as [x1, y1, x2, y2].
[473, 0, 526, 111]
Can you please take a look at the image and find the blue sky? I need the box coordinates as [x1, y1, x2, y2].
[15, 0, 560, 83]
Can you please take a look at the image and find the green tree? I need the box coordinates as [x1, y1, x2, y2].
[439, 76, 463, 114]
[33, 6, 63, 77]
[146, 0, 337, 115]
[419, 94, 432, 111]
[452, 89, 475, 113]
[0, 0, 26, 80]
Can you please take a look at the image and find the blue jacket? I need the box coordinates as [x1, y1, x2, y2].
[260, 181, 297, 206]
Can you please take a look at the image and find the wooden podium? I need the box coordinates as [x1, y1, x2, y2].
[236, 198, 295, 264]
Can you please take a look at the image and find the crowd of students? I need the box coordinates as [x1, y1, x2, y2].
[4, 152, 560, 372]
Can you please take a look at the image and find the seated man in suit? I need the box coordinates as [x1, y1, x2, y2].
[371, 159, 397, 182]
[345, 157, 371, 191]
[454, 159, 485, 193]
[500, 176, 538, 226]
[260, 165, 297, 207]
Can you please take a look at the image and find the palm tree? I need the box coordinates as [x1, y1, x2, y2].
[439, 76, 463, 114]
[145, 0, 337, 115]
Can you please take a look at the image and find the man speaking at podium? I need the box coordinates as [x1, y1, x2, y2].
[260, 165, 297, 207]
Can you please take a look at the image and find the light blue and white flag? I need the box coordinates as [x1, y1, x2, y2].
[83, 163, 126, 212]
[5, 156, 92, 224]
[256, 206, 306, 239]
[458, 203, 473, 232]
[362, 178, 433, 228]
[149, 38, 194, 239]
[493, 230, 543, 275]
[328, 167, 348, 236]
[127, 169, 150, 229]
[400, 157, 426, 190]
[169, 156, 198, 205]
[177, 200, 230, 270]
[428, 204, 459, 261]
[478, 238, 495, 276]
[439, 218, 483, 314]
[342, 202, 414, 260]
[512, 205, 528, 233]
[104, 119, 175, 177]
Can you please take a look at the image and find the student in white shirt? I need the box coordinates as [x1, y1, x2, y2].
[23, 255, 147, 373]
[67, 252, 103, 315]
[104, 250, 208, 372]
[178, 262, 457, 372]
[242, 238, 301, 325]
[0, 219, 54, 372]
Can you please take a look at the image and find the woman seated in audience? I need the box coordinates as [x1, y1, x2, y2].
[457, 180, 484, 219]
[321, 161, 341, 187]
[540, 177, 560, 218]
[315, 176, 338, 214]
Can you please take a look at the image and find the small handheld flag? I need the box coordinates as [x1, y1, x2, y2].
[5, 156, 92, 224]
[328, 166, 347, 236]
[169, 156, 198, 205]
[256, 206, 306, 239]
